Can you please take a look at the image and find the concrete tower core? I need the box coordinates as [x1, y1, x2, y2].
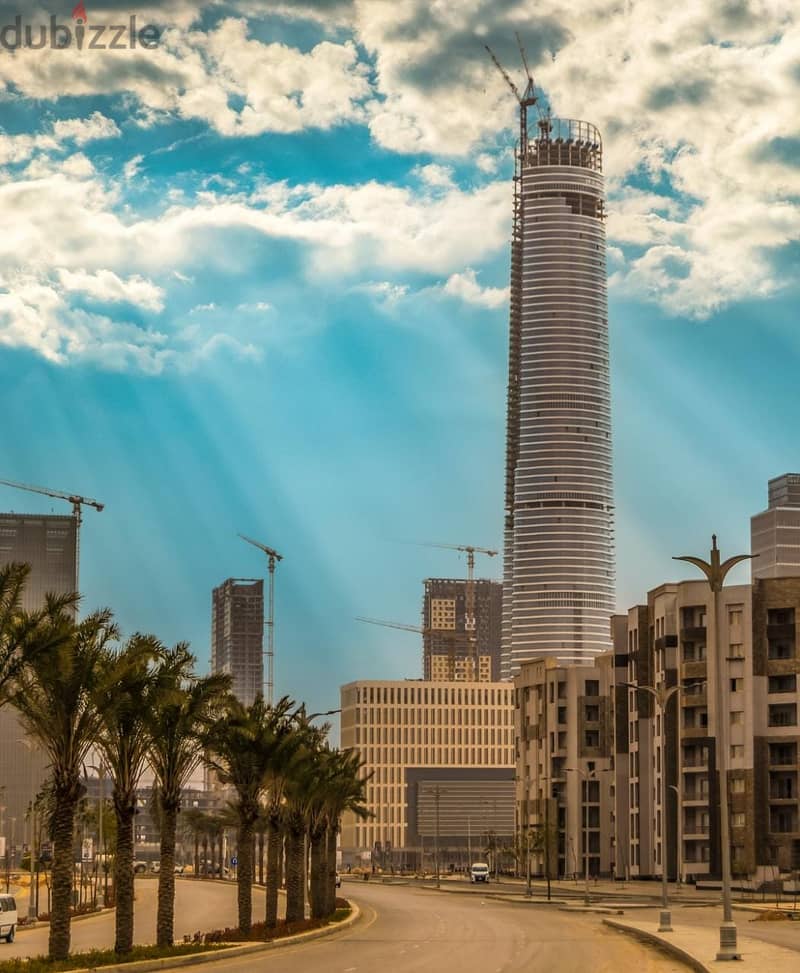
[502, 115, 615, 677]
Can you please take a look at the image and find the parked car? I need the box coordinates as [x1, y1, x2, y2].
[0, 895, 17, 943]
[150, 861, 160, 874]
[335, 872, 341, 888]
[470, 862, 490, 884]
[133, 861, 149, 874]
[174, 864, 186, 875]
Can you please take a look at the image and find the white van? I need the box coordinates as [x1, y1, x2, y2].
[470, 862, 490, 884]
[0, 895, 17, 943]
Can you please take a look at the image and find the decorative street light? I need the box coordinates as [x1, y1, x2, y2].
[668, 784, 683, 889]
[622, 681, 680, 932]
[674, 535, 754, 962]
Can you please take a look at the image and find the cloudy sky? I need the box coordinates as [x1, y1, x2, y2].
[1, 0, 799, 711]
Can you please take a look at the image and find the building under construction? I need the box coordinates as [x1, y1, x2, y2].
[211, 578, 264, 706]
[423, 578, 502, 681]
[494, 47, 616, 676]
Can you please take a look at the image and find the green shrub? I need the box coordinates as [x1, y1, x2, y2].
[0, 941, 232, 973]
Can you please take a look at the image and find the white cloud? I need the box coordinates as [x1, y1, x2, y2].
[237, 301, 273, 311]
[441, 269, 509, 309]
[58, 269, 165, 312]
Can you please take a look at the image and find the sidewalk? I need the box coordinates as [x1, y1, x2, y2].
[604, 915, 800, 972]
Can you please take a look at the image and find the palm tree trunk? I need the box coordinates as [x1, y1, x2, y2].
[210, 832, 216, 879]
[48, 787, 79, 961]
[265, 821, 281, 930]
[114, 799, 136, 954]
[218, 832, 224, 878]
[237, 819, 255, 934]
[285, 825, 305, 923]
[193, 833, 199, 878]
[309, 829, 325, 919]
[326, 825, 338, 916]
[156, 802, 178, 946]
[201, 835, 208, 878]
[257, 831, 264, 885]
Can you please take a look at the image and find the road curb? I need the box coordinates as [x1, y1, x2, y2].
[58, 900, 360, 973]
[602, 918, 710, 973]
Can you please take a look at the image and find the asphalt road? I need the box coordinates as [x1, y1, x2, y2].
[2, 879, 270, 959]
[180, 882, 691, 973]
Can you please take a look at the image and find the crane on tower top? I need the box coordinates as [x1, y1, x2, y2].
[239, 533, 283, 706]
[485, 34, 549, 152]
[0, 476, 104, 596]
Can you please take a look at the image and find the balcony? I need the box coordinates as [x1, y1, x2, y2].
[681, 626, 707, 642]
[682, 691, 707, 707]
[684, 826, 710, 838]
[682, 661, 708, 679]
[683, 726, 710, 740]
[683, 790, 710, 804]
[767, 623, 795, 641]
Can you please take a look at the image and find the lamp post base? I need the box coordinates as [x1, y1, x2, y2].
[658, 910, 672, 932]
[716, 921, 741, 961]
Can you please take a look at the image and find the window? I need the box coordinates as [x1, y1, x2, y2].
[768, 704, 798, 727]
[730, 711, 744, 725]
[728, 608, 743, 627]
[768, 641, 794, 661]
[585, 680, 600, 697]
[769, 674, 797, 694]
[730, 778, 746, 794]
[730, 745, 744, 760]
[585, 704, 600, 722]
[584, 729, 600, 747]
[729, 678, 743, 693]
[728, 643, 744, 659]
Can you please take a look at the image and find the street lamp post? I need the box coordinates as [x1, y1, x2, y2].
[675, 535, 753, 962]
[623, 681, 680, 932]
[18, 739, 37, 921]
[668, 784, 683, 889]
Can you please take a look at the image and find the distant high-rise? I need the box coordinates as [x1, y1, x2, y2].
[751, 474, 800, 579]
[423, 578, 502, 681]
[0, 513, 77, 835]
[502, 112, 615, 678]
[211, 578, 264, 706]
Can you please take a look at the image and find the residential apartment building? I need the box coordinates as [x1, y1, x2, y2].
[752, 576, 800, 871]
[515, 656, 616, 879]
[423, 578, 501, 682]
[340, 680, 515, 869]
[211, 578, 264, 706]
[751, 474, 800, 579]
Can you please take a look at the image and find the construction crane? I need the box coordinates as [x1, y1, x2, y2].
[355, 616, 466, 680]
[239, 533, 283, 706]
[418, 543, 498, 673]
[0, 476, 104, 595]
[485, 35, 546, 155]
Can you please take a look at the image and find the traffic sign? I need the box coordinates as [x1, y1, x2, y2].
[230, 856, 238, 866]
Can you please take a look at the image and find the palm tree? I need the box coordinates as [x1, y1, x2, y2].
[202, 696, 295, 935]
[179, 807, 206, 877]
[147, 645, 229, 946]
[95, 634, 163, 954]
[282, 722, 329, 924]
[0, 562, 79, 705]
[320, 748, 370, 917]
[9, 607, 117, 961]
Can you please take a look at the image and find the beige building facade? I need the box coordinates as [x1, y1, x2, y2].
[515, 656, 616, 879]
[340, 680, 515, 868]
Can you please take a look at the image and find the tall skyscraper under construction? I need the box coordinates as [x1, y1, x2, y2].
[211, 578, 264, 706]
[423, 578, 502, 681]
[498, 71, 615, 676]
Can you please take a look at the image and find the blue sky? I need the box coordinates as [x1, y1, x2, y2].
[1, 1, 798, 717]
